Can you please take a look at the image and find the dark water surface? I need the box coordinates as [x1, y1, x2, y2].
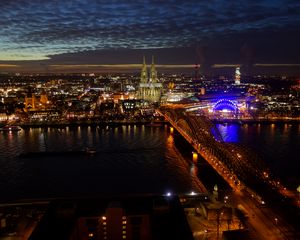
[0, 125, 201, 201]
[216, 123, 300, 189]
[0, 123, 299, 201]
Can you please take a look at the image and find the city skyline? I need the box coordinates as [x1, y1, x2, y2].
[1, 0, 300, 73]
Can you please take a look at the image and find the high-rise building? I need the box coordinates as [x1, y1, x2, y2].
[138, 56, 163, 102]
[235, 67, 241, 85]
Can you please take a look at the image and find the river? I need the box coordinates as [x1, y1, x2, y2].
[0, 123, 299, 202]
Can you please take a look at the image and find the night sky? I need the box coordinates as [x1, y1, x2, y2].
[0, 0, 300, 73]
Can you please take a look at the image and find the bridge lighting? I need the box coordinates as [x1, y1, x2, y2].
[277, 181, 280, 186]
[192, 152, 198, 162]
[263, 171, 269, 178]
[170, 127, 174, 134]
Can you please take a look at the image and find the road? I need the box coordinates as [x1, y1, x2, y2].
[231, 190, 297, 240]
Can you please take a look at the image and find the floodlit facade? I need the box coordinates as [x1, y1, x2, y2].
[235, 67, 241, 85]
[138, 57, 163, 102]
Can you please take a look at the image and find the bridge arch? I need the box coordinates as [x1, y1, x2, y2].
[165, 110, 176, 121]
[176, 118, 195, 138]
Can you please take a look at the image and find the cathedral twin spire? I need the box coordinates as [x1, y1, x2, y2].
[141, 56, 148, 83]
[140, 56, 158, 83]
[138, 56, 162, 102]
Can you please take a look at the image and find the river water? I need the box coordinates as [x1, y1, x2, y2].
[0, 125, 201, 201]
[0, 123, 299, 201]
[216, 123, 300, 189]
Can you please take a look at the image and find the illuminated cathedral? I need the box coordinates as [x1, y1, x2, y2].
[24, 89, 50, 112]
[138, 56, 163, 102]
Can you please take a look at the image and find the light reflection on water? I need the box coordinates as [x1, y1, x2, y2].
[216, 123, 300, 188]
[216, 123, 240, 143]
[0, 123, 299, 201]
[0, 125, 202, 201]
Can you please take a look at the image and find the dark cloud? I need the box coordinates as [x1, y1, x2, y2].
[0, 0, 299, 70]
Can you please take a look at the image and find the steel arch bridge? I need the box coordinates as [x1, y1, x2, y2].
[159, 105, 278, 194]
[159, 107, 243, 191]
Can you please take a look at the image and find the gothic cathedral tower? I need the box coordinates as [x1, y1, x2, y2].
[138, 56, 163, 102]
[150, 56, 158, 83]
[141, 56, 148, 83]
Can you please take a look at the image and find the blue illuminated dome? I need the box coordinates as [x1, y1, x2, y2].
[213, 99, 238, 112]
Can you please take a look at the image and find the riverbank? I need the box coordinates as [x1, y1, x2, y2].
[17, 120, 168, 128]
[211, 118, 300, 124]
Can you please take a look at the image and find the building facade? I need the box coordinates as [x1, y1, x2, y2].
[138, 57, 163, 102]
[235, 67, 241, 85]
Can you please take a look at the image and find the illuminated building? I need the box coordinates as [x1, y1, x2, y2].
[194, 94, 253, 119]
[121, 99, 145, 113]
[0, 113, 18, 122]
[235, 67, 241, 85]
[112, 92, 135, 103]
[200, 87, 205, 95]
[138, 56, 163, 102]
[74, 202, 151, 240]
[97, 202, 150, 240]
[24, 93, 37, 111]
[27, 110, 60, 121]
[163, 92, 187, 102]
[40, 90, 49, 105]
[24, 90, 50, 112]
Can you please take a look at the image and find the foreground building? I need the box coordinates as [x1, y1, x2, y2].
[29, 196, 194, 240]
